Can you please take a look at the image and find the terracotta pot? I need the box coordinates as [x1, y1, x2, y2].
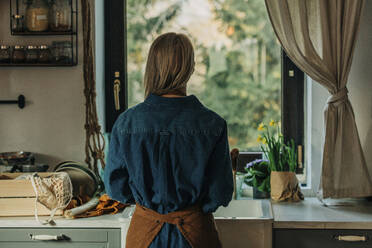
[270, 171, 304, 202]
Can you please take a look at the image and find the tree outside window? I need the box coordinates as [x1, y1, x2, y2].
[127, 0, 281, 151]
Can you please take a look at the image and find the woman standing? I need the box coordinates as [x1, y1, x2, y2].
[104, 32, 234, 248]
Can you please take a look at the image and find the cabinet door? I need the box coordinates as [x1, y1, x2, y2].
[108, 228, 122, 247]
[274, 229, 372, 248]
[216, 220, 272, 248]
[0, 229, 108, 242]
[0, 228, 121, 247]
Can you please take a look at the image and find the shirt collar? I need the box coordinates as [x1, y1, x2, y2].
[144, 93, 202, 108]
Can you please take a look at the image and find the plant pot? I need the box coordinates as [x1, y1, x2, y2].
[253, 187, 270, 199]
[270, 171, 304, 202]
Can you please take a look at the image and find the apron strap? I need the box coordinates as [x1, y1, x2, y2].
[126, 203, 222, 248]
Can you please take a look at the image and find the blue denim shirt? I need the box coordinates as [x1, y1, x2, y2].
[104, 93, 234, 248]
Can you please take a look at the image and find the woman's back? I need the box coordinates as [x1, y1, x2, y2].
[106, 93, 233, 213]
[104, 32, 233, 248]
[105, 93, 233, 247]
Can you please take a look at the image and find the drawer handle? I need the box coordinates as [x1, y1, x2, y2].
[29, 234, 69, 241]
[335, 235, 368, 242]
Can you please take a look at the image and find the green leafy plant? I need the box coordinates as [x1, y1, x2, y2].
[257, 121, 297, 172]
[243, 159, 270, 193]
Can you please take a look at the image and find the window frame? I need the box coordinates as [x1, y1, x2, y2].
[104, 0, 128, 133]
[281, 50, 305, 175]
[103, 1, 306, 177]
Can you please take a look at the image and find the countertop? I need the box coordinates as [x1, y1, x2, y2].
[272, 197, 372, 229]
[2, 198, 372, 230]
[0, 199, 273, 228]
[0, 199, 273, 246]
[0, 213, 130, 228]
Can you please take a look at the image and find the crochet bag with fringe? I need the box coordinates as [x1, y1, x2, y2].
[16, 172, 73, 225]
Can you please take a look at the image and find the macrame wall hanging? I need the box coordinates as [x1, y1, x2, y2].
[81, 0, 106, 175]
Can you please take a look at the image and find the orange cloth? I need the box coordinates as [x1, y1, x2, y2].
[66, 194, 128, 218]
[126, 203, 222, 248]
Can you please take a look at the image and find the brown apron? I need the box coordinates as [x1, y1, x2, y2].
[126, 203, 222, 248]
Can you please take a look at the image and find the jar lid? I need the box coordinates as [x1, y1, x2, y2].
[0, 45, 10, 49]
[40, 45, 49, 49]
[26, 45, 38, 49]
[14, 45, 25, 49]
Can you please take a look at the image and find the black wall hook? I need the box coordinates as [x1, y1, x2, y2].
[0, 95, 26, 109]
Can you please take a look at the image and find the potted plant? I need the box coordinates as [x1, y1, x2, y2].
[257, 120, 304, 202]
[244, 159, 270, 199]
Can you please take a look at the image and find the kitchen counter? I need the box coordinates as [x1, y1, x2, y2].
[0, 214, 129, 228]
[272, 197, 372, 229]
[4, 198, 372, 247]
[3, 198, 372, 229]
[0, 199, 272, 231]
[0, 199, 273, 248]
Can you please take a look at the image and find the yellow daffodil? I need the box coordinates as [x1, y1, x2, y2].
[257, 135, 262, 143]
[269, 120, 276, 126]
[262, 138, 267, 144]
[258, 123, 265, 131]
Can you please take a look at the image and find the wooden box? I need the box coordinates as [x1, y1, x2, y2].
[0, 173, 62, 216]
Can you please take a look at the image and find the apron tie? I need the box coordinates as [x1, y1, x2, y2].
[126, 203, 222, 248]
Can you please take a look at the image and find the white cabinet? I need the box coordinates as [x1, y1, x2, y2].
[0, 228, 121, 248]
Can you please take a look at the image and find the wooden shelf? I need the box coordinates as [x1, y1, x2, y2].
[6, 0, 79, 67]
[0, 63, 77, 67]
[11, 30, 77, 36]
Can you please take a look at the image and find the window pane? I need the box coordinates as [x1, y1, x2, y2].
[127, 0, 281, 151]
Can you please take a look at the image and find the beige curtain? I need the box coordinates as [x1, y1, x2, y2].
[265, 0, 372, 198]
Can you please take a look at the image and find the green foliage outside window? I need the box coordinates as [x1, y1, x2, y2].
[127, 0, 281, 151]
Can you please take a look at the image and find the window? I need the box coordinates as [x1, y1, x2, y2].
[103, 0, 305, 182]
[126, 0, 281, 151]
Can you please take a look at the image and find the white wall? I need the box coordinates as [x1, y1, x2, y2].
[95, 0, 105, 130]
[349, 0, 372, 173]
[308, 0, 372, 193]
[0, 1, 85, 168]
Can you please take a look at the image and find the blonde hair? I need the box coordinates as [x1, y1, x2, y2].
[144, 32, 195, 97]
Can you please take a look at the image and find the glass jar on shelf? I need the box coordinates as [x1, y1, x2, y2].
[12, 46, 26, 63]
[38, 45, 51, 63]
[49, 0, 72, 32]
[26, 0, 49, 32]
[61, 41, 72, 64]
[12, 15, 25, 32]
[25, 45, 39, 63]
[52, 41, 72, 64]
[0, 46, 11, 63]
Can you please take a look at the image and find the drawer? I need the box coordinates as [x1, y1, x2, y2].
[0, 242, 107, 248]
[274, 229, 372, 248]
[0, 228, 117, 243]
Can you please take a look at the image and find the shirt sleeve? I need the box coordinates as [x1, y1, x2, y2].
[104, 120, 135, 204]
[202, 121, 234, 213]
